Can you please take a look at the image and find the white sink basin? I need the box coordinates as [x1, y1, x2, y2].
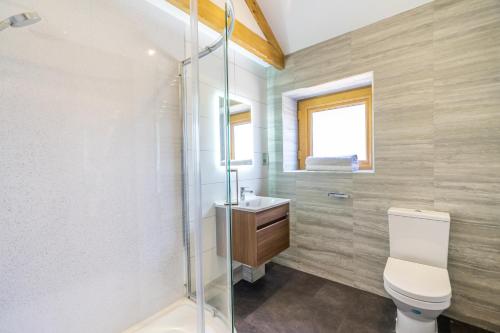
[215, 196, 290, 213]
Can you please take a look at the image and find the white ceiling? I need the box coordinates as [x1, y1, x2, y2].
[212, 0, 267, 39]
[257, 0, 433, 55]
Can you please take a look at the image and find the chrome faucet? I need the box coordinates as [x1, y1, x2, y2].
[240, 187, 254, 202]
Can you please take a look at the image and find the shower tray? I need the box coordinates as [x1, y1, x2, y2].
[123, 298, 229, 333]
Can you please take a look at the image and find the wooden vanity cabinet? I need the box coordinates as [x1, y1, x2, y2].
[216, 203, 290, 267]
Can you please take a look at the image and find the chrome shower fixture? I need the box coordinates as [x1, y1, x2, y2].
[0, 12, 41, 32]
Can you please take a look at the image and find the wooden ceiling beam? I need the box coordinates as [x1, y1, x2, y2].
[166, 0, 284, 69]
[244, 0, 283, 56]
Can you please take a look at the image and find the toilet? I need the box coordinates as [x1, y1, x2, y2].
[384, 208, 452, 333]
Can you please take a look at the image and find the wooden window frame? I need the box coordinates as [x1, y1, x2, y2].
[230, 111, 251, 160]
[297, 86, 373, 170]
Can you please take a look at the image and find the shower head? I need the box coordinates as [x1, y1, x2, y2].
[0, 12, 41, 32]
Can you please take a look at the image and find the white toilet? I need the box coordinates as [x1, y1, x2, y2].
[384, 208, 452, 333]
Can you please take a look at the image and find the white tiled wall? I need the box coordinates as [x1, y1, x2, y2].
[186, 41, 269, 286]
[0, 1, 186, 332]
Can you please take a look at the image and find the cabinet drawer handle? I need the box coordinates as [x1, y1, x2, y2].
[257, 217, 288, 231]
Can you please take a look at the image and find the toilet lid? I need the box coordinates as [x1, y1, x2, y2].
[384, 257, 451, 303]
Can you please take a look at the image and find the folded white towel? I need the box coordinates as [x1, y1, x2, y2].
[306, 165, 353, 171]
[305, 155, 359, 171]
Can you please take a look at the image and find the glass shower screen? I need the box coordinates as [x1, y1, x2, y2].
[182, 1, 235, 332]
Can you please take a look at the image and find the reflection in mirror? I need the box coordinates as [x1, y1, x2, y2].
[220, 97, 253, 166]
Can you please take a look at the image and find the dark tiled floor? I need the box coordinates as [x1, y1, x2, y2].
[234, 263, 492, 333]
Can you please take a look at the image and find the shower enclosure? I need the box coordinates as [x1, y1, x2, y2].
[179, 0, 236, 332]
[0, 0, 236, 332]
[127, 0, 237, 331]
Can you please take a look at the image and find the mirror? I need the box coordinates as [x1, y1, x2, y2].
[220, 97, 253, 166]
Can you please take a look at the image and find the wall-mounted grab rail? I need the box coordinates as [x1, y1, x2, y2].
[328, 192, 350, 199]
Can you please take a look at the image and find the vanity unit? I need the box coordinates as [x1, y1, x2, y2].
[216, 197, 290, 267]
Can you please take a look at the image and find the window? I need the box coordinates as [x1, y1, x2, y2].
[297, 86, 373, 170]
[230, 111, 252, 161]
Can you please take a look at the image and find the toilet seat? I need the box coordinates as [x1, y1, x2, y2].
[385, 282, 450, 311]
[384, 257, 451, 304]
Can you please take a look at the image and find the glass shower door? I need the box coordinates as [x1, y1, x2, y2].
[183, 1, 235, 332]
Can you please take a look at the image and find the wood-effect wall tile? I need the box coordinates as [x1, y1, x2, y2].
[266, 0, 500, 330]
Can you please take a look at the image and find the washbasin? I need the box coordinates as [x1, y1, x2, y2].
[215, 196, 290, 213]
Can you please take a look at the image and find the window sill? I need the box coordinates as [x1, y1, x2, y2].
[283, 169, 374, 174]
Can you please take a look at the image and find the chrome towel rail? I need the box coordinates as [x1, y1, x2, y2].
[328, 192, 349, 199]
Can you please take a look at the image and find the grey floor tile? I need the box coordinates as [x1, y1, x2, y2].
[234, 263, 493, 333]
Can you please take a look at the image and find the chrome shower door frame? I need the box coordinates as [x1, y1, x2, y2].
[178, 1, 236, 332]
